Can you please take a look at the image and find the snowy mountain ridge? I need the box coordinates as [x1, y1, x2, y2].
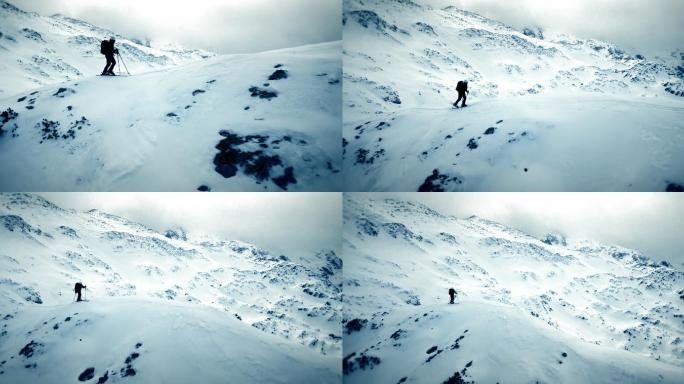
[342, 0, 684, 192]
[0, 193, 342, 382]
[343, 195, 684, 383]
[0, 0, 213, 96]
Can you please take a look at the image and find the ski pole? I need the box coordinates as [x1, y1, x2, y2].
[117, 52, 131, 75]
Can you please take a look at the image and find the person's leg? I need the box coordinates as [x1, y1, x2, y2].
[106, 55, 116, 74]
[454, 94, 463, 107]
[102, 58, 110, 75]
[77, 292, 82, 301]
[461, 93, 467, 107]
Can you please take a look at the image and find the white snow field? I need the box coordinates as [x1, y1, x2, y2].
[0, 193, 342, 383]
[0, 1, 342, 191]
[342, 0, 684, 192]
[343, 195, 684, 383]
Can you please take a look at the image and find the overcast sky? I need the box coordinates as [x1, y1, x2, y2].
[12, 0, 341, 54]
[427, 0, 684, 56]
[38, 193, 341, 258]
[365, 193, 684, 268]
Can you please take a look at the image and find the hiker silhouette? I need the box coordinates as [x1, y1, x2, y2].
[74, 282, 86, 302]
[453, 81, 469, 108]
[449, 287, 457, 304]
[100, 38, 119, 76]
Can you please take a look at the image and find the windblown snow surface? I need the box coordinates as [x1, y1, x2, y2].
[343, 195, 684, 383]
[342, 0, 684, 192]
[0, 1, 342, 191]
[0, 193, 342, 383]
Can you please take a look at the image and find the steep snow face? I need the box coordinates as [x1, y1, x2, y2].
[0, 42, 342, 191]
[343, 195, 684, 383]
[0, 193, 342, 382]
[0, 1, 213, 96]
[342, 0, 684, 191]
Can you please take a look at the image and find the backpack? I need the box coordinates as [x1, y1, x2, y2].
[100, 40, 106, 55]
[457, 81, 464, 91]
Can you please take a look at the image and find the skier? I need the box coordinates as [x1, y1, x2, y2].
[448, 287, 457, 304]
[453, 80, 469, 108]
[100, 38, 119, 76]
[74, 282, 87, 302]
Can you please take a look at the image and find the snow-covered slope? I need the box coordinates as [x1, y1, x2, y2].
[0, 41, 342, 191]
[0, 1, 212, 96]
[343, 195, 684, 383]
[0, 193, 342, 382]
[342, 0, 684, 191]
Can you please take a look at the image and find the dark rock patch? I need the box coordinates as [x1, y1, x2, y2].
[390, 329, 406, 340]
[467, 138, 478, 149]
[17, 96, 26, 102]
[355, 148, 385, 165]
[19, 340, 43, 358]
[212, 130, 297, 190]
[496, 119, 503, 124]
[192, 89, 206, 96]
[206, 79, 216, 84]
[484, 127, 496, 135]
[666, 183, 683, 192]
[0, 108, 19, 137]
[53, 87, 75, 98]
[418, 169, 462, 192]
[274, 64, 283, 68]
[426, 346, 438, 354]
[97, 371, 109, 383]
[272, 166, 297, 190]
[197, 185, 210, 192]
[268, 69, 288, 80]
[36, 119, 61, 141]
[345, 318, 367, 334]
[343, 352, 381, 374]
[166, 112, 177, 117]
[70, 116, 91, 131]
[78, 367, 95, 381]
[124, 352, 139, 364]
[248, 86, 277, 100]
[244, 106, 250, 110]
